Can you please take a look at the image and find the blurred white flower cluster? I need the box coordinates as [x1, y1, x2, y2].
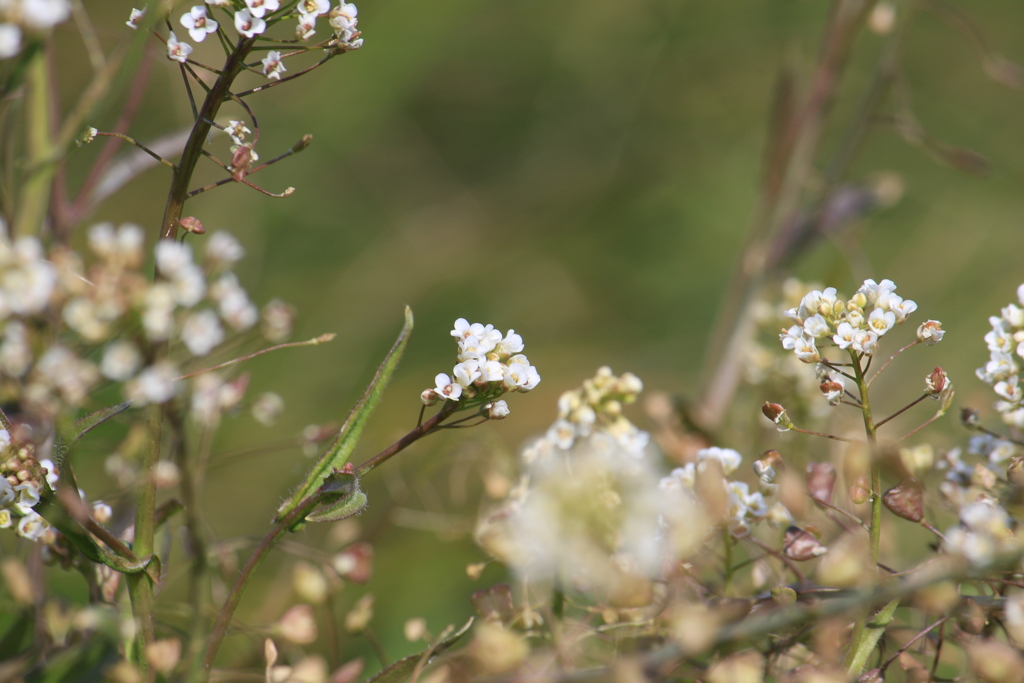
[476, 369, 707, 605]
[426, 318, 539, 411]
[154, 0, 363, 71]
[942, 498, 1017, 567]
[976, 284, 1024, 428]
[780, 278, 921, 362]
[660, 447, 792, 539]
[0, 0, 70, 59]
[0, 221, 293, 425]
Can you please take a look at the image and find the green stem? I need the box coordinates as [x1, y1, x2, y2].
[127, 403, 163, 680]
[14, 50, 54, 237]
[722, 526, 734, 597]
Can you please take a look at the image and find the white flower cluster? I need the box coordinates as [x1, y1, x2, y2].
[976, 284, 1024, 428]
[427, 319, 539, 410]
[0, 220, 290, 424]
[155, 0, 362, 69]
[0, 0, 71, 60]
[942, 498, 1016, 567]
[0, 428, 113, 549]
[659, 447, 791, 538]
[780, 278, 919, 362]
[476, 370, 704, 601]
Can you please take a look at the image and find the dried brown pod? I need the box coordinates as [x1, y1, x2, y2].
[882, 478, 924, 523]
[783, 526, 827, 561]
[957, 598, 987, 635]
[806, 463, 836, 504]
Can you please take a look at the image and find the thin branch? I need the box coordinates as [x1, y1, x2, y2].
[791, 425, 855, 443]
[868, 340, 919, 387]
[173, 334, 335, 381]
[875, 393, 929, 428]
[94, 132, 176, 168]
[809, 495, 870, 532]
[878, 616, 949, 676]
[892, 411, 945, 446]
[235, 53, 335, 97]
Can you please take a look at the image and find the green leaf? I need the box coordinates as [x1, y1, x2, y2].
[305, 471, 368, 523]
[846, 597, 900, 675]
[53, 401, 132, 471]
[276, 306, 413, 523]
[363, 618, 473, 683]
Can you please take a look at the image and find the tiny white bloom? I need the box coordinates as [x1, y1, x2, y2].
[126, 361, 179, 404]
[298, 0, 330, 15]
[166, 32, 193, 63]
[495, 330, 524, 357]
[453, 359, 481, 388]
[180, 6, 218, 43]
[13, 482, 40, 514]
[262, 51, 286, 80]
[182, 309, 225, 356]
[852, 329, 878, 355]
[126, 8, 145, 29]
[234, 9, 266, 37]
[17, 510, 48, 541]
[697, 447, 742, 476]
[780, 325, 803, 350]
[867, 308, 896, 335]
[244, 0, 280, 19]
[22, 0, 71, 30]
[487, 400, 510, 420]
[296, 13, 316, 40]
[802, 314, 830, 338]
[206, 231, 245, 265]
[793, 335, 819, 362]
[434, 373, 462, 401]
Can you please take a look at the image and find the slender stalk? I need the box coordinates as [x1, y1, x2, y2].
[160, 36, 257, 241]
[353, 401, 457, 475]
[722, 527, 734, 597]
[875, 394, 929, 428]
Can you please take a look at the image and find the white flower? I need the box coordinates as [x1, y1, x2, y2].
[17, 510, 48, 541]
[296, 13, 317, 39]
[330, 1, 358, 33]
[453, 359, 481, 388]
[182, 309, 225, 356]
[101, 341, 143, 382]
[852, 329, 878, 355]
[0, 510, 10, 529]
[180, 6, 218, 42]
[802, 314, 830, 338]
[546, 418, 576, 450]
[244, 0, 280, 19]
[867, 308, 895, 335]
[262, 51, 286, 80]
[434, 373, 462, 401]
[92, 502, 113, 524]
[205, 231, 245, 265]
[298, 0, 330, 15]
[487, 400, 510, 420]
[0, 24, 22, 59]
[13, 482, 40, 514]
[226, 120, 251, 145]
[126, 361, 179, 404]
[0, 478, 14, 506]
[696, 447, 742, 476]
[155, 240, 193, 276]
[252, 392, 285, 425]
[234, 9, 266, 37]
[793, 335, 819, 362]
[22, 0, 71, 30]
[172, 264, 206, 307]
[126, 8, 145, 29]
[39, 459, 58, 488]
[166, 32, 193, 63]
[495, 330, 524, 357]
[995, 376, 1022, 403]
[917, 320, 945, 345]
[479, 360, 504, 382]
[780, 325, 803, 350]
[889, 296, 917, 323]
[659, 464, 696, 493]
[833, 322, 856, 349]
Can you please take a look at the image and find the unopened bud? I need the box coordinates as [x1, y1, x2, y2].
[771, 586, 797, 605]
[178, 216, 205, 235]
[820, 379, 844, 406]
[972, 463, 997, 490]
[91, 501, 113, 525]
[783, 526, 828, 561]
[916, 320, 945, 345]
[420, 389, 439, 406]
[77, 127, 98, 146]
[868, 1, 896, 35]
[471, 584, 515, 624]
[957, 598, 987, 635]
[486, 400, 510, 420]
[761, 402, 792, 431]
[882, 478, 923, 522]
[292, 134, 313, 153]
[925, 367, 947, 396]
[961, 408, 981, 428]
[849, 474, 871, 504]
[754, 450, 783, 483]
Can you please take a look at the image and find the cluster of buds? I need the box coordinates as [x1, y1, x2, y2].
[0, 431, 54, 543]
[659, 447, 791, 538]
[976, 284, 1024, 427]
[544, 367, 647, 457]
[780, 278, 923, 362]
[424, 319, 540, 418]
[0, 0, 70, 59]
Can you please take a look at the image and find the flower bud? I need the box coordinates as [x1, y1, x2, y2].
[783, 526, 828, 561]
[916, 320, 944, 345]
[420, 389, 439, 406]
[471, 584, 515, 624]
[278, 604, 318, 644]
[961, 408, 981, 428]
[761, 402, 792, 431]
[486, 400, 510, 420]
[820, 379, 844, 406]
[957, 598, 987, 635]
[91, 501, 112, 525]
[925, 367, 947, 396]
[771, 586, 797, 605]
[753, 450, 783, 482]
[882, 478, 923, 523]
[972, 464, 997, 490]
[849, 475, 871, 504]
[178, 216, 205, 235]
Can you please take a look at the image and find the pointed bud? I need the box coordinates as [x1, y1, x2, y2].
[783, 526, 828, 561]
[806, 462, 836, 504]
[754, 450, 784, 483]
[420, 389, 439, 406]
[882, 478, 924, 523]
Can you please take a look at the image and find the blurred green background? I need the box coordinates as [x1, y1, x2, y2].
[54, 0, 1024, 672]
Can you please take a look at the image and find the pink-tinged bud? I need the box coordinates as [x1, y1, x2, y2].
[925, 367, 947, 396]
[783, 526, 828, 561]
[916, 320, 944, 345]
[820, 379, 843, 406]
[231, 146, 253, 181]
[178, 216, 205, 235]
[761, 402, 792, 431]
[882, 478, 924, 522]
[806, 462, 836, 504]
[420, 389, 439, 406]
[754, 450, 784, 482]
[849, 475, 871, 504]
[485, 400, 510, 420]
